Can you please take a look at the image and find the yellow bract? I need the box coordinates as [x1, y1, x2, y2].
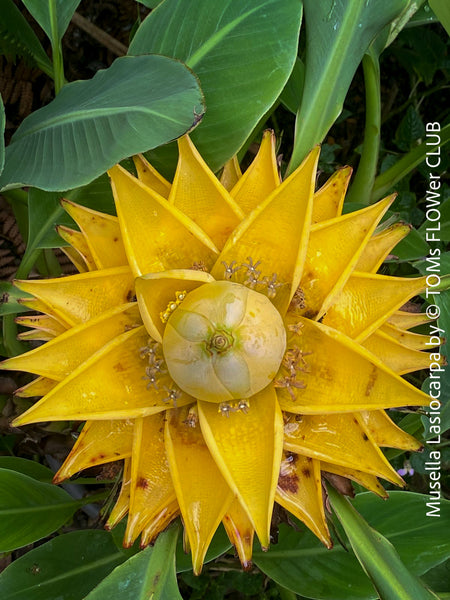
[2, 133, 433, 574]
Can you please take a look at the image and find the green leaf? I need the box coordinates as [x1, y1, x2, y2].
[343, 492, 450, 576]
[136, 0, 162, 7]
[21, 0, 82, 43]
[372, 123, 450, 201]
[421, 558, 450, 594]
[406, 3, 440, 27]
[391, 227, 429, 261]
[329, 487, 440, 600]
[0, 281, 32, 316]
[0, 468, 80, 552]
[29, 175, 114, 249]
[15, 175, 115, 279]
[0, 456, 54, 482]
[370, 1, 428, 56]
[254, 492, 450, 600]
[0, 530, 129, 600]
[255, 522, 375, 600]
[84, 524, 181, 600]
[280, 58, 305, 115]
[395, 105, 426, 151]
[287, 0, 408, 173]
[429, 0, 450, 35]
[0, 54, 204, 192]
[0, 0, 54, 78]
[129, 0, 302, 175]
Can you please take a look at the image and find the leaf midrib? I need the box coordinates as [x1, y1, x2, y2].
[186, 3, 265, 68]
[3, 550, 126, 599]
[11, 106, 187, 143]
[302, 2, 366, 123]
[253, 520, 447, 560]
[0, 499, 80, 515]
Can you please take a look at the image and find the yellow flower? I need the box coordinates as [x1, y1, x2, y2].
[1, 132, 438, 574]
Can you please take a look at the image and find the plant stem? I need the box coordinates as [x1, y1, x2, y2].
[49, 0, 65, 94]
[35, 248, 62, 277]
[15, 248, 42, 280]
[346, 50, 381, 204]
[371, 122, 450, 202]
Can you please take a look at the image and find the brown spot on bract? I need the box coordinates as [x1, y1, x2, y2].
[303, 310, 317, 319]
[90, 453, 106, 462]
[365, 365, 378, 396]
[113, 362, 125, 372]
[278, 473, 299, 493]
[302, 468, 311, 478]
[362, 432, 369, 441]
[137, 477, 149, 489]
[113, 237, 119, 242]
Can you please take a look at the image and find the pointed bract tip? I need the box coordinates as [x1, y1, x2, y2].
[242, 559, 253, 572]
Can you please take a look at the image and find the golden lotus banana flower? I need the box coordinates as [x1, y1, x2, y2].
[2, 132, 440, 574]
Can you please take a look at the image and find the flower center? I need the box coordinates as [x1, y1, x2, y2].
[162, 280, 286, 403]
[207, 330, 234, 354]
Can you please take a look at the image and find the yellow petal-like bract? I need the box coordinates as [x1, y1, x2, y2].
[2, 134, 433, 574]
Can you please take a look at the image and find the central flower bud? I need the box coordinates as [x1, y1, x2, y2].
[207, 330, 234, 354]
[162, 281, 286, 403]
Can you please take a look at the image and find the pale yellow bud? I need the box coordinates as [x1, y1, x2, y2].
[162, 281, 286, 402]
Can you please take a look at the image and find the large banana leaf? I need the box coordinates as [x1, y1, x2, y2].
[129, 0, 302, 175]
[287, 0, 408, 173]
[0, 55, 204, 191]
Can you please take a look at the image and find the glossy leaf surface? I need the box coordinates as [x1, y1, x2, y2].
[22, 0, 82, 42]
[84, 525, 181, 600]
[0, 456, 54, 482]
[0, 530, 129, 600]
[129, 0, 302, 174]
[329, 487, 439, 600]
[254, 492, 450, 599]
[0, 469, 79, 552]
[288, 0, 407, 172]
[0, 55, 204, 191]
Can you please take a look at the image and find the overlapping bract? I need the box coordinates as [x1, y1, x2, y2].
[2, 132, 437, 574]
